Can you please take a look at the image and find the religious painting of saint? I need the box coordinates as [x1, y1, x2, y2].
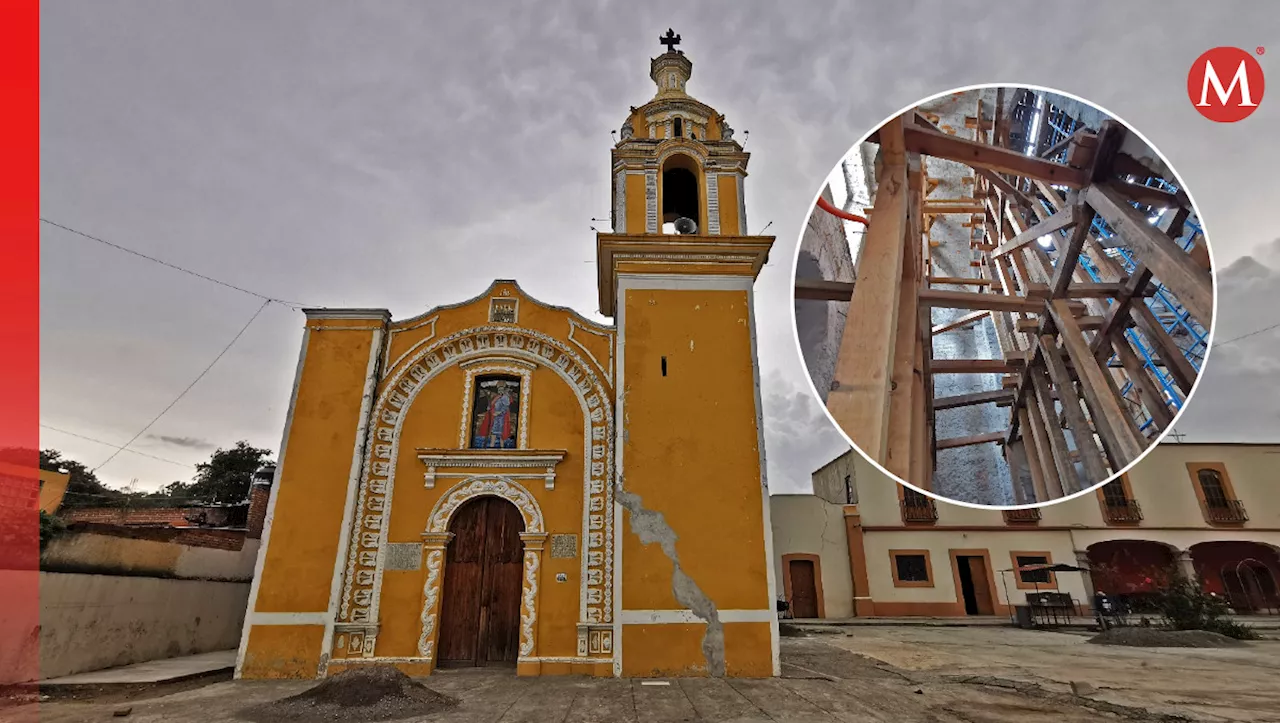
[470, 376, 520, 449]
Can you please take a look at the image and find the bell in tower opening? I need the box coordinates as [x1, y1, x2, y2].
[662, 153, 700, 234]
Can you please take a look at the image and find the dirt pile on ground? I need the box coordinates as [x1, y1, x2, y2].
[1088, 627, 1247, 648]
[238, 665, 457, 723]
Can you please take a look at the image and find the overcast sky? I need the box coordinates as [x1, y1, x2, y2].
[40, 1, 1280, 494]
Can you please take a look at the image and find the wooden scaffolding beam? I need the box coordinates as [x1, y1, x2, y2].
[806, 94, 1209, 504]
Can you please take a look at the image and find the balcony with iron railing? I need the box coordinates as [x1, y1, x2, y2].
[1002, 507, 1042, 524]
[1102, 499, 1143, 524]
[900, 496, 938, 524]
[1204, 499, 1249, 524]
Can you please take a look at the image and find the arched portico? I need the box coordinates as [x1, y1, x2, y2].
[1189, 541, 1280, 614]
[1085, 539, 1180, 597]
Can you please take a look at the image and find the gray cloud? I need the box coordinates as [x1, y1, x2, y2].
[145, 434, 215, 451]
[761, 370, 851, 493]
[1172, 245, 1280, 441]
[38, 1, 1280, 490]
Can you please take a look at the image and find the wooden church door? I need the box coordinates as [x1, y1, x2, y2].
[437, 497, 525, 667]
[789, 559, 819, 619]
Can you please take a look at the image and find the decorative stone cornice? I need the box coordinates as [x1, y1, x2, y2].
[417, 449, 568, 490]
[594, 234, 775, 316]
[303, 308, 392, 322]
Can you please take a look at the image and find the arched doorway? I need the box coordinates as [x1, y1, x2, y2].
[1190, 541, 1280, 615]
[437, 496, 525, 667]
[1086, 540, 1178, 611]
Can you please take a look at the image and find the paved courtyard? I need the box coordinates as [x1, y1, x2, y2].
[16, 625, 1280, 722]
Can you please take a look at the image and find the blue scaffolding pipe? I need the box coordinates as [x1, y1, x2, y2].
[1013, 92, 1207, 428]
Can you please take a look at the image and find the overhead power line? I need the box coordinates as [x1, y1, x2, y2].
[40, 218, 315, 309]
[1212, 321, 1280, 348]
[92, 298, 272, 474]
[39, 424, 196, 469]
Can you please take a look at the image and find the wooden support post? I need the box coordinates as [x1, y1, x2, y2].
[993, 206, 1079, 258]
[936, 431, 1006, 450]
[903, 124, 1088, 188]
[1107, 179, 1181, 208]
[1083, 183, 1213, 324]
[795, 279, 855, 301]
[1038, 337, 1110, 486]
[930, 310, 989, 335]
[1090, 267, 1153, 356]
[928, 276, 992, 287]
[920, 289, 1059, 314]
[931, 359, 1019, 374]
[1018, 408, 1052, 503]
[1047, 206, 1097, 298]
[1028, 363, 1075, 497]
[1110, 331, 1175, 432]
[827, 116, 908, 463]
[1047, 300, 1146, 469]
[886, 156, 924, 479]
[1096, 350, 1149, 459]
[934, 389, 1014, 409]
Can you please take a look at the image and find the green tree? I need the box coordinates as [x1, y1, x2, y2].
[40, 510, 67, 551]
[1148, 567, 1259, 640]
[187, 441, 273, 504]
[39, 449, 126, 509]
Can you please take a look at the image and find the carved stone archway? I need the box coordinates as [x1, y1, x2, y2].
[418, 476, 548, 666]
[336, 324, 615, 668]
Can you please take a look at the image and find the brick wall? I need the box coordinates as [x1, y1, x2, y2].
[61, 507, 192, 526]
[65, 522, 247, 551]
[247, 484, 270, 540]
[61, 504, 248, 529]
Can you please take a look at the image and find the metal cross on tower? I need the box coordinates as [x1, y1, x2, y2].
[659, 28, 681, 53]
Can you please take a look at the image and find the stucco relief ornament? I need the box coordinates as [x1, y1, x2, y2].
[719, 118, 734, 140]
[519, 551, 539, 657]
[428, 477, 544, 534]
[620, 120, 633, 140]
[416, 550, 444, 658]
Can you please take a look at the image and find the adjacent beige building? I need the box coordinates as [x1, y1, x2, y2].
[771, 443, 1280, 618]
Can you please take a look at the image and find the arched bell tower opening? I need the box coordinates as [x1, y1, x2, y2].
[661, 152, 701, 233]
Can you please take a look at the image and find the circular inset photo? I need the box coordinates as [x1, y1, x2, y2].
[792, 85, 1215, 508]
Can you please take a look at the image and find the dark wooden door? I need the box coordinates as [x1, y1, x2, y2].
[965, 556, 995, 615]
[437, 497, 524, 667]
[789, 559, 819, 619]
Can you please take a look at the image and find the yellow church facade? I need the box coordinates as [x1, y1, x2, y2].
[236, 33, 778, 680]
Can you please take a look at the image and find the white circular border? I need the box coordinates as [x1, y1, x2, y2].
[787, 81, 1220, 512]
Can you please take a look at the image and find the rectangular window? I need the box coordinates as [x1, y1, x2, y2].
[889, 550, 933, 588]
[1101, 480, 1128, 506]
[1197, 469, 1229, 508]
[1187, 462, 1248, 524]
[1013, 553, 1054, 588]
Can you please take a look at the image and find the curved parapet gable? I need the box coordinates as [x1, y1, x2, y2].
[383, 280, 615, 390]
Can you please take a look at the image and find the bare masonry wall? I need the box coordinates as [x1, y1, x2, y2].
[795, 185, 855, 403]
[38, 572, 250, 680]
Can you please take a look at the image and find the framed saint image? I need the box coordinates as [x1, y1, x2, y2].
[470, 375, 521, 449]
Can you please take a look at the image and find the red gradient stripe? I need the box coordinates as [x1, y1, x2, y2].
[0, 0, 41, 700]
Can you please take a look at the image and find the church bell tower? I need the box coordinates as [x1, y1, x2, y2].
[598, 30, 779, 678]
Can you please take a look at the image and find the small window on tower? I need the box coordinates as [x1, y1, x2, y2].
[674, 118, 683, 137]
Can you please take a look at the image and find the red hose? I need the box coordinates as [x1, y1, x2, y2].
[815, 196, 869, 225]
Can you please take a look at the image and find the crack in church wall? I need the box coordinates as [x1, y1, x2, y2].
[615, 483, 726, 676]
